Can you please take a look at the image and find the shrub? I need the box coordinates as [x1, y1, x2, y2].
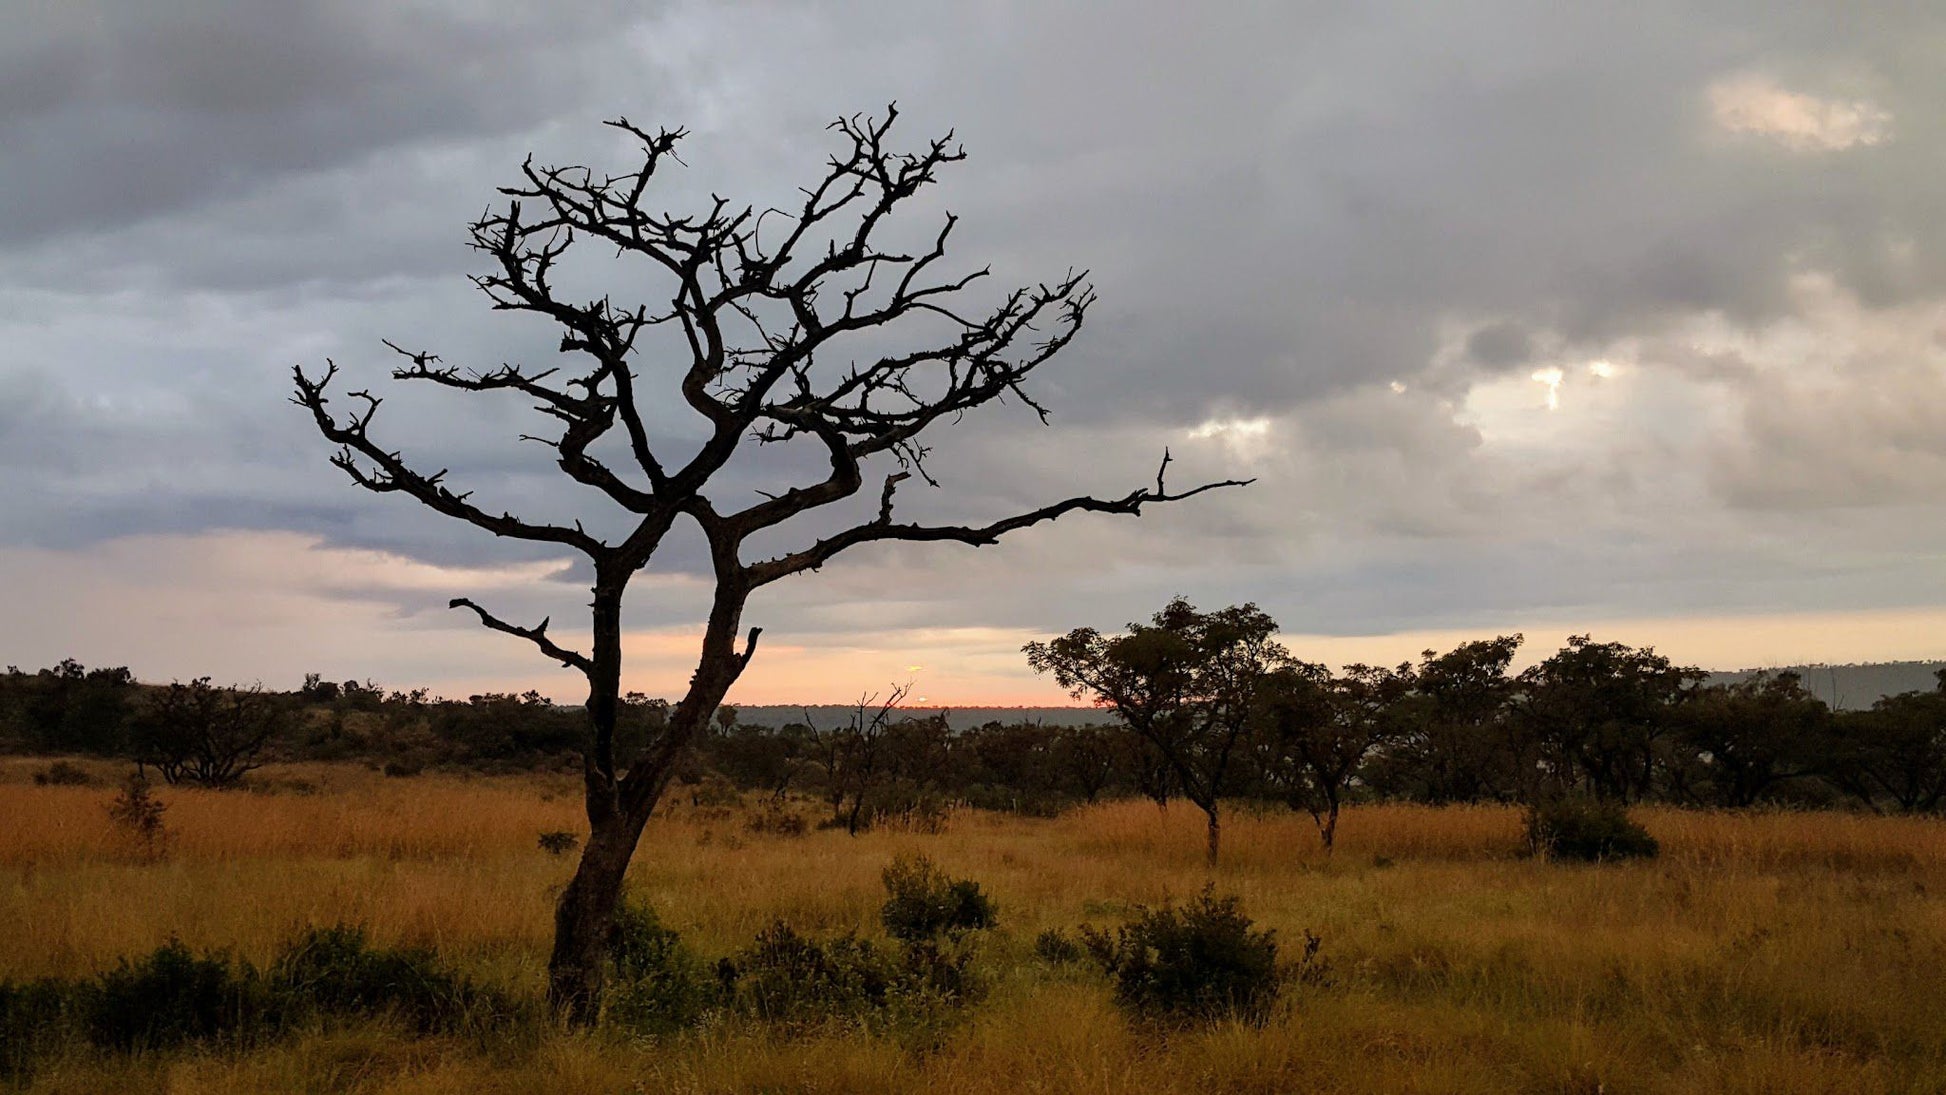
[32, 760, 93, 786]
[744, 799, 808, 837]
[604, 903, 717, 1034]
[81, 940, 270, 1051]
[1524, 797, 1659, 862]
[879, 854, 997, 942]
[270, 925, 497, 1033]
[1080, 887, 1281, 1025]
[537, 830, 579, 855]
[717, 920, 983, 1033]
[1033, 928, 1084, 965]
[106, 771, 169, 858]
[0, 978, 76, 1078]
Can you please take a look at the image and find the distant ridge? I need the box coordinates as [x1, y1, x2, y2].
[1707, 660, 1946, 711]
[726, 662, 1946, 725]
[725, 704, 1108, 732]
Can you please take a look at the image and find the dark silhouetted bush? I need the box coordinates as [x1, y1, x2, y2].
[0, 978, 75, 1078]
[1033, 928, 1084, 965]
[81, 940, 270, 1051]
[1080, 887, 1281, 1025]
[879, 854, 997, 942]
[32, 760, 93, 786]
[537, 830, 579, 855]
[1524, 797, 1660, 862]
[270, 925, 498, 1033]
[744, 799, 808, 837]
[105, 772, 169, 859]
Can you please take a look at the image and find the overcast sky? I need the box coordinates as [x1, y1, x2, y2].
[4, 1, 1944, 704]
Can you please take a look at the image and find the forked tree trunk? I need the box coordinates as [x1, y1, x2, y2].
[545, 584, 752, 1024]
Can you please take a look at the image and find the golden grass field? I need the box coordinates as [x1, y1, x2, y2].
[4, 756, 1946, 1094]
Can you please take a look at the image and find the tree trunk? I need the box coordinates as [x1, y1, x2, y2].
[544, 579, 752, 1025]
[1204, 803, 1221, 867]
[545, 813, 645, 1023]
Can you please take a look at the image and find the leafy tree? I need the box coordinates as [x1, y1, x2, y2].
[1367, 636, 1524, 804]
[1519, 636, 1702, 803]
[1826, 670, 1946, 813]
[1027, 599, 1287, 864]
[1254, 661, 1410, 849]
[1671, 671, 1831, 808]
[292, 109, 1243, 1019]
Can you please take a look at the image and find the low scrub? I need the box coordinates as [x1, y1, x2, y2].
[604, 902, 717, 1034]
[1525, 797, 1660, 862]
[717, 920, 982, 1033]
[1080, 887, 1282, 1025]
[0, 927, 505, 1078]
[879, 854, 997, 942]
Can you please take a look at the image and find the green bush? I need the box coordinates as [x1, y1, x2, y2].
[81, 940, 272, 1051]
[1033, 928, 1084, 965]
[717, 920, 982, 1033]
[0, 927, 508, 1074]
[1524, 797, 1660, 862]
[1080, 887, 1282, 1025]
[270, 925, 499, 1033]
[879, 854, 997, 942]
[0, 978, 76, 1078]
[604, 903, 718, 1034]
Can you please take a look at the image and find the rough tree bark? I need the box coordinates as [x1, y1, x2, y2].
[294, 108, 1248, 1022]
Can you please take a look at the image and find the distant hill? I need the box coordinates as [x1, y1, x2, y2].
[1707, 661, 1945, 710]
[726, 704, 1111, 732]
[729, 662, 1946, 726]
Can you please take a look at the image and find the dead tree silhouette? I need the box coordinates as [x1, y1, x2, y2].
[293, 106, 1249, 1022]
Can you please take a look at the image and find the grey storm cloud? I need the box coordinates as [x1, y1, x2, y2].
[3, 0, 1944, 686]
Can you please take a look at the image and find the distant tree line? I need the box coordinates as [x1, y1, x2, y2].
[5, 624, 1944, 838]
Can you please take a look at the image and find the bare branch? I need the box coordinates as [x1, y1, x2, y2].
[449, 597, 595, 674]
[747, 463, 1255, 586]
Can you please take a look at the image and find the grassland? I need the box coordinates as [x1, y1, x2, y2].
[4, 757, 1946, 1093]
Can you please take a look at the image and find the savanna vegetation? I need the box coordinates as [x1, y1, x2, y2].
[4, 759, 1946, 1093]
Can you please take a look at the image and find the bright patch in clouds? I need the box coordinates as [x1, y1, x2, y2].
[1709, 74, 1892, 151]
[1530, 366, 1565, 411]
[1186, 415, 1275, 459]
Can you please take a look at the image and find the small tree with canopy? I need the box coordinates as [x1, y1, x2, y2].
[292, 107, 1246, 1021]
[1026, 598, 1286, 865]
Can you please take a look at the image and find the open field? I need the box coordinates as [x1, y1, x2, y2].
[4, 758, 1946, 1094]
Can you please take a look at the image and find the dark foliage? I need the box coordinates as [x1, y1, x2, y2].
[129, 677, 283, 787]
[602, 903, 717, 1034]
[1032, 928, 1084, 965]
[879, 854, 998, 942]
[82, 940, 271, 1051]
[270, 925, 503, 1033]
[106, 771, 168, 858]
[33, 760, 93, 786]
[1524, 796, 1660, 862]
[538, 830, 580, 855]
[1079, 887, 1282, 1024]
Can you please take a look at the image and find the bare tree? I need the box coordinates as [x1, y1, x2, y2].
[292, 107, 1247, 1021]
[130, 678, 281, 788]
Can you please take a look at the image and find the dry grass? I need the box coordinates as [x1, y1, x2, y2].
[6, 760, 1946, 1093]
